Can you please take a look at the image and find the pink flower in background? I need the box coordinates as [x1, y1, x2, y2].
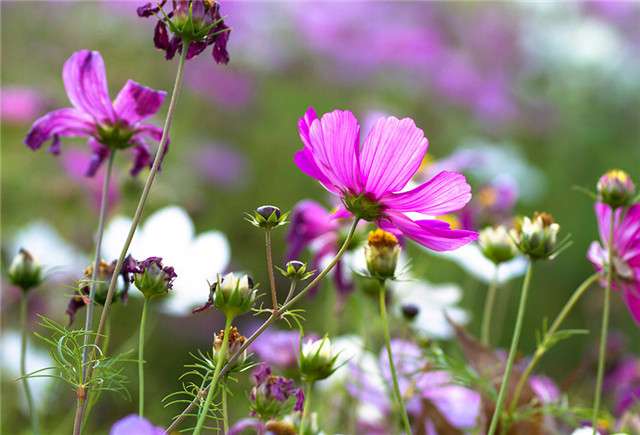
[186, 64, 255, 109]
[588, 203, 640, 324]
[295, 107, 476, 251]
[1, 87, 47, 124]
[191, 144, 248, 189]
[110, 415, 164, 435]
[25, 50, 166, 177]
[61, 149, 119, 211]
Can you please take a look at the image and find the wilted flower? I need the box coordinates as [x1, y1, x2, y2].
[193, 272, 257, 318]
[132, 257, 177, 299]
[249, 364, 304, 421]
[478, 225, 518, 264]
[510, 212, 561, 260]
[213, 326, 247, 366]
[295, 107, 477, 251]
[588, 203, 640, 324]
[365, 228, 400, 280]
[597, 169, 636, 208]
[278, 260, 314, 281]
[137, 0, 230, 63]
[25, 50, 167, 177]
[109, 414, 164, 435]
[8, 249, 43, 292]
[248, 205, 288, 229]
[299, 335, 339, 382]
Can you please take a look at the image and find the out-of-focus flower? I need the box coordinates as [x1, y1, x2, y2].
[103, 205, 231, 315]
[597, 169, 636, 209]
[604, 356, 640, 416]
[137, 0, 230, 63]
[190, 144, 248, 189]
[8, 249, 44, 292]
[365, 229, 400, 280]
[132, 256, 177, 299]
[186, 65, 254, 109]
[459, 180, 518, 230]
[299, 336, 339, 382]
[391, 279, 468, 340]
[295, 107, 476, 251]
[25, 50, 166, 177]
[60, 149, 120, 211]
[1, 87, 47, 124]
[193, 272, 256, 318]
[251, 329, 304, 371]
[588, 203, 640, 324]
[249, 364, 304, 421]
[213, 326, 247, 364]
[511, 212, 561, 260]
[478, 225, 519, 265]
[529, 375, 561, 404]
[109, 414, 164, 435]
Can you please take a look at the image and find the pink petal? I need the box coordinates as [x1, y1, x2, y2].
[293, 148, 336, 192]
[384, 212, 477, 252]
[305, 109, 361, 192]
[587, 241, 606, 272]
[360, 116, 428, 198]
[113, 80, 166, 125]
[595, 202, 613, 246]
[298, 106, 318, 150]
[24, 108, 95, 150]
[135, 123, 164, 141]
[381, 171, 471, 215]
[63, 50, 115, 122]
[622, 284, 640, 325]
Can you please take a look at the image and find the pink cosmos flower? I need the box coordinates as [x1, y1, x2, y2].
[25, 50, 166, 177]
[1, 87, 47, 124]
[588, 203, 640, 324]
[294, 107, 477, 251]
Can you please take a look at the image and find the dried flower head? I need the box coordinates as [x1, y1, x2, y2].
[213, 326, 247, 365]
[365, 228, 400, 280]
[597, 169, 636, 209]
[8, 248, 43, 292]
[132, 256, 177, 299]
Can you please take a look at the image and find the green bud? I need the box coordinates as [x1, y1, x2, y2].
[510, 212, 560, 260]
[213, 272, 257, 318]
[8, 249, 43, 292]
[247, 205, 289, 230]
[299, 335, 339, 382]
[365, 229, 400, 280]
[277, 260, 314, 281]
[478, 225, 518, 264]
[597, 169, 635, 208]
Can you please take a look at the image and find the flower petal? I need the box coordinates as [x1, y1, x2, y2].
[622, 284, 640, 325]
[381, 171, 471, 215]
[86, 138, 110, 177]
[384, 212, 477, 252]
[113, 80, 166, 125]
[360, 116, 428, 198]
[25, 108, 94, 150]
[63, 50, 115, 122]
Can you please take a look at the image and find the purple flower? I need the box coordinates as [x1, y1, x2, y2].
[24, 50, 166, 177]
[588, 203, 640, 324]
[110, 414, 164, 435]
[251, 329, 303, 370]
[132, 256, 177, 299]
[191, 144, 248, 189]
[1, 87, 47, 124]
[295, 107, 477, 251]
[249, 363, 304, 420]
[137, 0, 230, 63]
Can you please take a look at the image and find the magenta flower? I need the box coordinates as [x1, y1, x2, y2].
[295, 108, 477, 251]
[25, 50, 166, 177]
[588, 203, 640, 324]
[110, 414, 164, 435]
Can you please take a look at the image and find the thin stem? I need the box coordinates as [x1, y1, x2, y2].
[299, 382, 313, 435]
[509, 273, 599, 415]
[74, 42, 190, 435]
[193, 315, 233, 435]
[221, 378, 229, 434]
[81, 150, 116, 383]
[379, 282, 412, 435]
[165, 218, 360, 433]
[591, 211, 616, 433]
[487, 261, 533, 435]
[481, 268, 500, 346]
[138, 299, 150, 417]
[20, 293, 39, 435]
[283, 280, 297, 305]
[265, 229, 278, 310]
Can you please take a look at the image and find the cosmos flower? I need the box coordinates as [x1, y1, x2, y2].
[24, 50, 166, 177]
[110, 414, 164, 435]
[587, 203, 640, 324]
[251, 329, 307, 371]
[0, 87, 47, 124]
[295, 107, 477, 252]
[249, 363, 305, 421]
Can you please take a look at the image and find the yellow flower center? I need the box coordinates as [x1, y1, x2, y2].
[367, 228, 399, 248]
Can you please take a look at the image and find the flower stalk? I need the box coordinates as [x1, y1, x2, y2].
[138, 298, 149, 417]
[299, 382, 313, 435]
[481, 269, 499, 346]
[265, 229, 278, 310]
[487, 261, 533, 435]
[20, 294, 39, 435]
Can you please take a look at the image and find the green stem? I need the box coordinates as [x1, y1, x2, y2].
[487, 261, 534, 435]
[481, 268, 500, 346]
[379, 282, 412, 435]
[591, 211, 615, 433]
[221, 378, 229, 434]
[265, 229, 278, 310]
[76, 42, 190, 435]
[193, 315, 233, 435]
[509, 273, 599, 415]
[299, 382, 313, 435]
[138, 299, 149, 417]
[165, 219, 360, 433]
[20, 293, 39, 435]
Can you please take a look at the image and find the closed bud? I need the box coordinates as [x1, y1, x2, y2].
[8, 248, 43, 292]
[299, 335, 339, 382]
[278, 260, 314, 281]
[248, 205, 289, 229]
[365, 229, 400, 280]
[597, 169, 635, 208]
[510, 212, 561, 260]
[194, 272, 257, 318]
[133, 257, 176, 299]
[478, 225, 518, 264]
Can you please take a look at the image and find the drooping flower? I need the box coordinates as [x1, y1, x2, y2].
[137, 0, 230, 63]
[588, 203, 640, 324]
[110, 414, 164, 435]
[295, 107, 477, 251]
[24, 50, 166, 177]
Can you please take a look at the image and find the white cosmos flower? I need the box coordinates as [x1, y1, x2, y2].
[391, 278, 468, 340]
[439, 243, 527, 285]
[103, 205, 231, 316]
[0, 331, 53, 411]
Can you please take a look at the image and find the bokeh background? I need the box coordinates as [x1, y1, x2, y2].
[2, 1, 640, 433]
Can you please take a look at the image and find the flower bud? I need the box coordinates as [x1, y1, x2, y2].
[278, 260, 314, 281]
[597, 169, 635, 208]
[401, 304, 420, 321]
[299, 336, 339, 382]
[365, 229, 400, 280]
[193, 272, 257, 318]
[250, 364, 304, 421]
[213, 326, 247, 366]
[8, 249, 43, 291]
[265, 420, 297, 435]
[478, 225, 518, 264]
[248, 205, 289, 229]
[132, 257, 176, 299]
[510, 212, 561, 260]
